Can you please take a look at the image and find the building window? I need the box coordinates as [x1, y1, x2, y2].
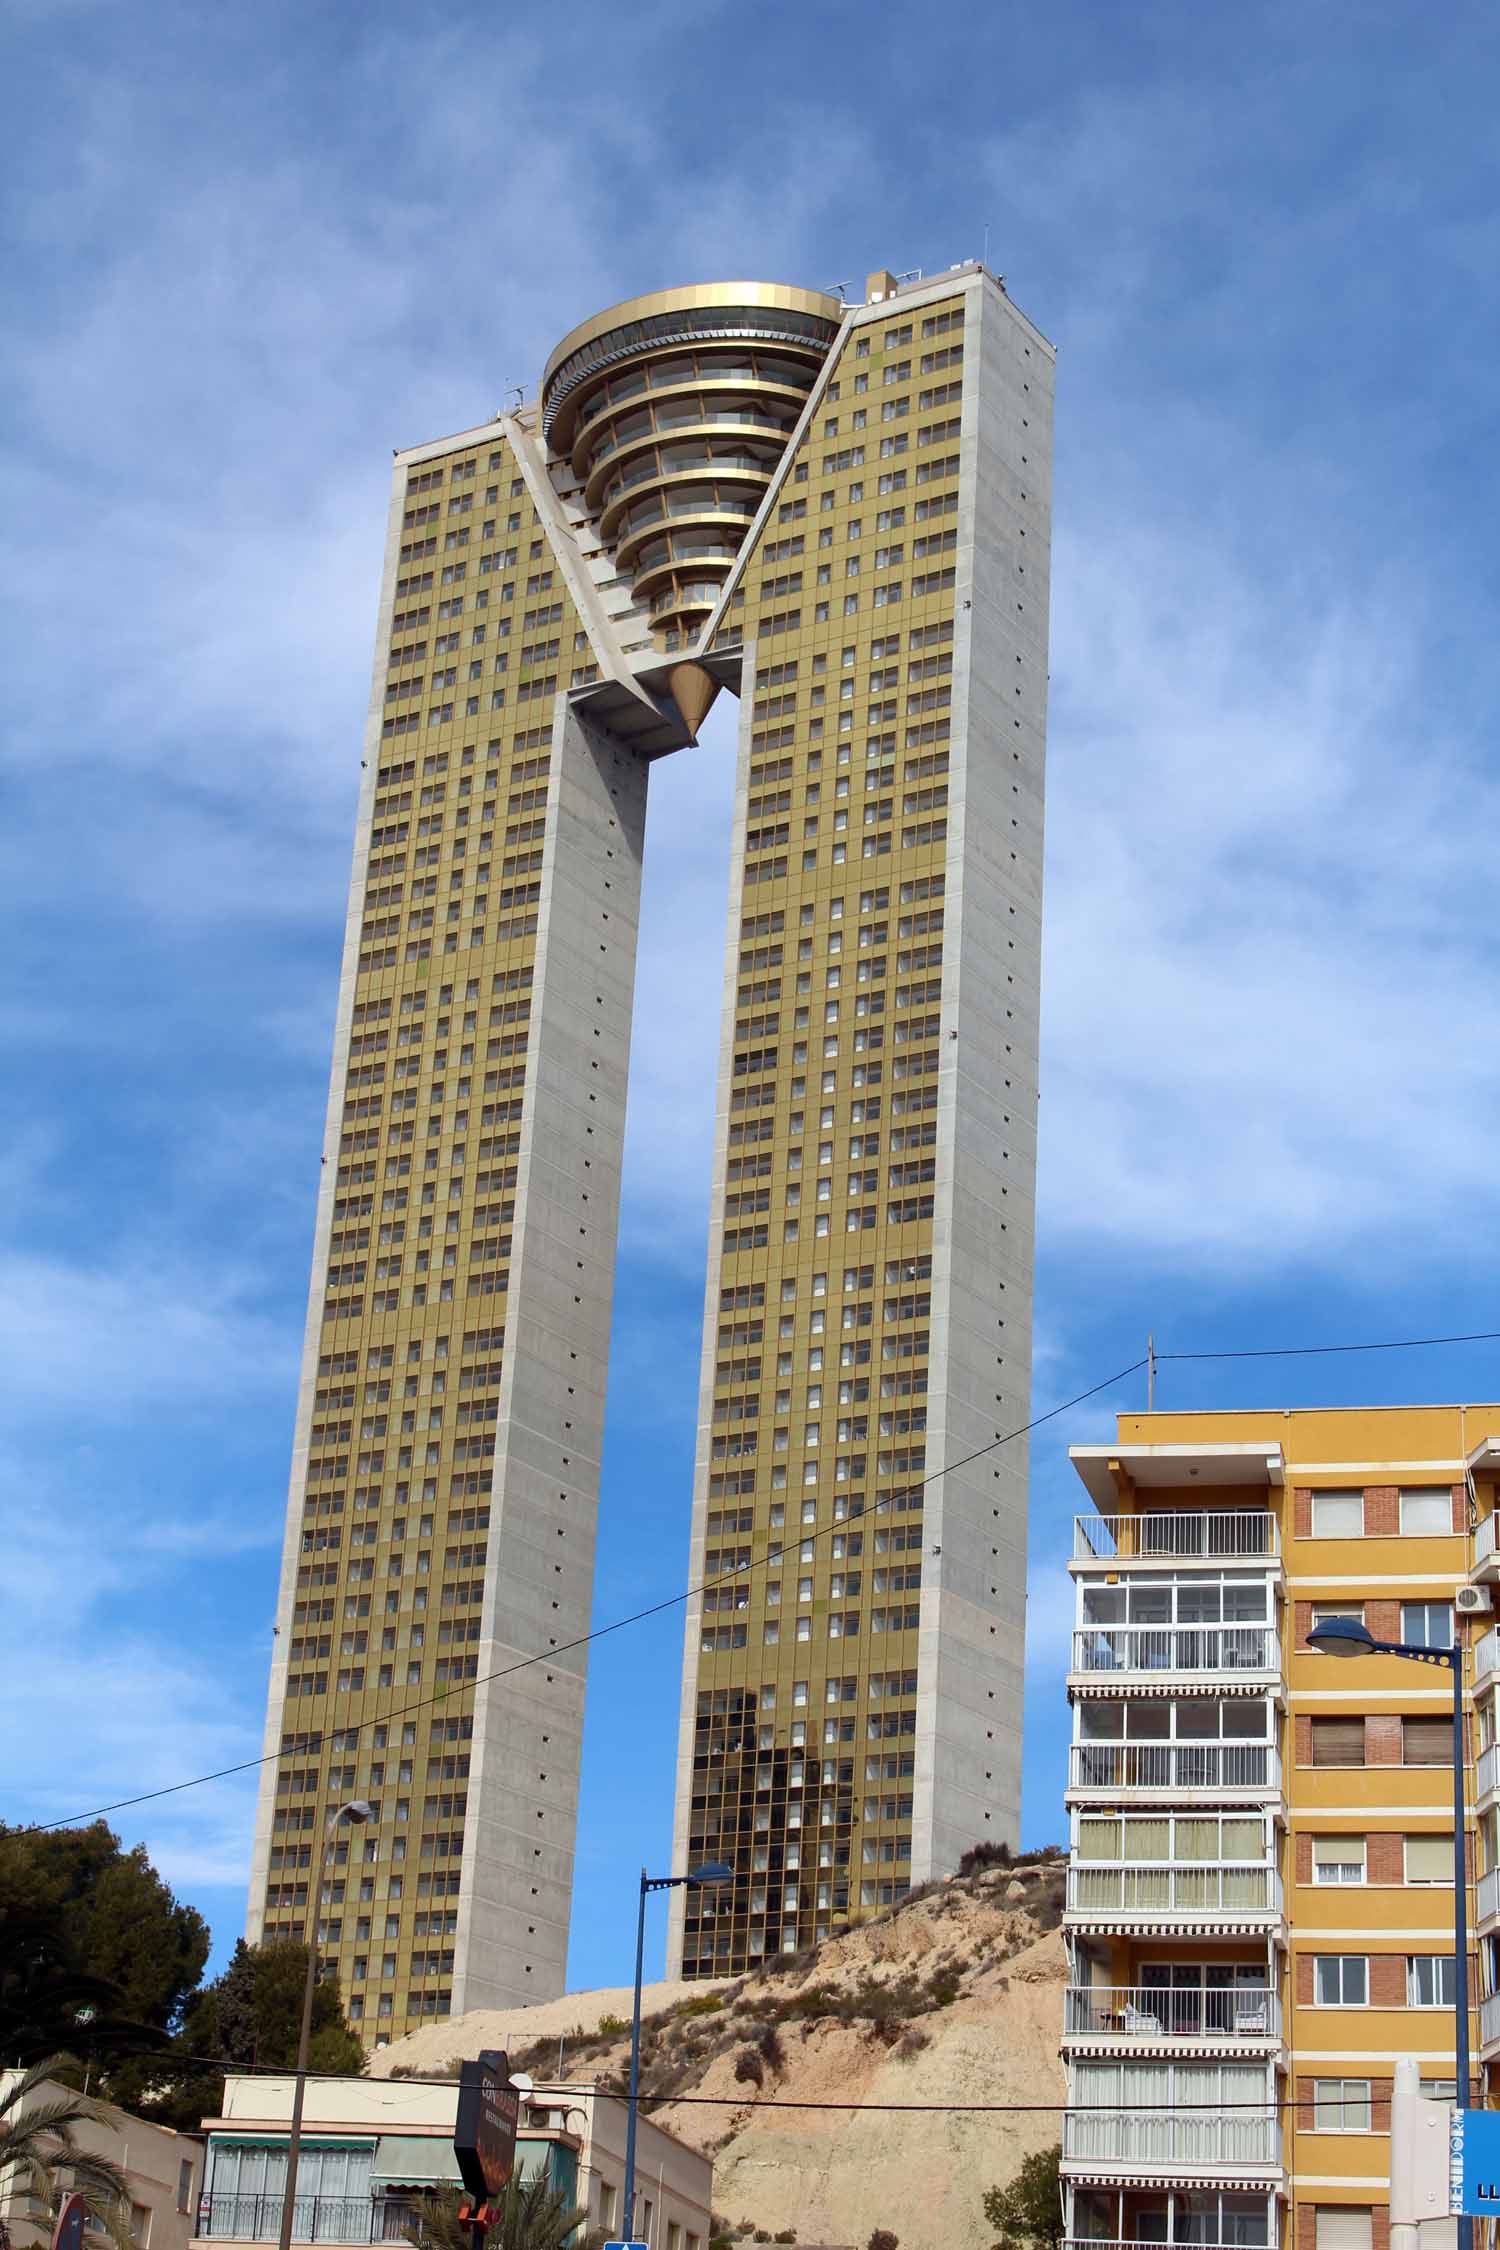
[1401, 1488, 1453, 1534]
[1402, 1716, 1452, 1765]
[1315, 2213, 1373, 2250]
[1313, 1954, 1367, 2005]
[1310, 1718, 1365, 1768]
[1405, 1834, 1454, 1885]
[1311, 1490, 1362, 1537]
[1408, 1955, 1456, 2007]
[1312, 1835, 1365, 1885]
[1312, 2078, 1372, 2132]
[1402, 1600, 1454, 1648]
[1311, 1602, 1365, 1630]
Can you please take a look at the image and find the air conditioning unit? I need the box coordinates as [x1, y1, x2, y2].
[1457, 1585, 1492, 1615]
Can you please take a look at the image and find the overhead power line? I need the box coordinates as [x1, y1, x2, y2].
[27, 1319, 1500, 1834]
[28, 1356, 1146, 1831]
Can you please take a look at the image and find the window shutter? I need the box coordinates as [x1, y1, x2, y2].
[1316, 2215, 1372, 2250]
[1405, 1834, 1455, 1883]
[1403, 1718, 1450, 1766]
[1311, 1717, 1366, 1767]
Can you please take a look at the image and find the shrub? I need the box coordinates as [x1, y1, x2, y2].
[733, 2047, 765, 2087]
[957, 1840, 1012, 1876]
[677, 1992, 726, 2017]
[868, 2232, 900, 2250]
[774, 2232, 798, 2242]
[595, 2011, 628, 2037]
[894, 2025, 931, 2059]
[758, 2024, 786, 2071]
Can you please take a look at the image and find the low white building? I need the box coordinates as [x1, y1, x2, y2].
[198, 2073, 712, 2250]
[0, 2073, 204, 2250]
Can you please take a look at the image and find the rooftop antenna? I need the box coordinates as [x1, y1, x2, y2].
[982, 221, 991, 269]
[824, 280, 849, 302]
[1147, 1332, 1157, 1413]
[894, 266, 922, 285]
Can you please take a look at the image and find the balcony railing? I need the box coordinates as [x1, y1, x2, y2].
[1074, 1512, 1279, 1563]
[1480, 1743, 1500, 1804]
[197, 2195, 423, 2244]
[1068, 1864, 1283, 1918]
[1478, 1866, 1500, 1926]
[1071, 1626, 1279, 1676]
[1063, 2109, 1280, 2168]
[1069, 1742, 1281, 1795]
[1478, 1629, 1500, 1680]
[1064, 1985, 1280, 2041]
[1482, 1992, 1500, 2049]
[1476, 1514, 1499, 1570]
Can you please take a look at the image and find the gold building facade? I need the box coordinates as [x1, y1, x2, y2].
[249, 264, 1054, 2033]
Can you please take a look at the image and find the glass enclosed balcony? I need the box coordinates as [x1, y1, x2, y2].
[1071, 1626, 1280, 1678]
[1064, 2186, 1276, 2250]
[1064, 2060, 1280, 2172]
[1069, 1742, 1281, 1795]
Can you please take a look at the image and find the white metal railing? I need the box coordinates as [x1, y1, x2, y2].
[1482, 1992, 1500, 2049]
[1064, 1985, 1280, 2041]
[1062, 2240, 1271, 2250]
[1480, 1743, 1500, 1803]
[1478, 1866, 1500, 1925]
[1477, 1514, 1499, 1568]
[1074, 1512, 1279, 1563]
[1478, 1629, 1500, 1680]
[1067, 1864, 1283, 1916]
[1063, 2109, 1281, 2168]
[1069, 1742, 1281, 1794]
[1071, 1626, 1279, 1676]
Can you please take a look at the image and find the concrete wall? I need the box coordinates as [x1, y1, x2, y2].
[456, 700, 651, 2009]
[0, 2076, 203, 2250]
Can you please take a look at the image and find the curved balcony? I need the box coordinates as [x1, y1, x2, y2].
[542, 281, 841, 648]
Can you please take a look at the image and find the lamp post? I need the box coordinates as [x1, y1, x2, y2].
[1306, 1616, 1470, 2250]
[276, 1799, 373, 2250]
[623, 1863, 731, 2243]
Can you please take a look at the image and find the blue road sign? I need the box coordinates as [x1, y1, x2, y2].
[602, 2241, 649, 2248]
[1450, 2107, 1500, 2214]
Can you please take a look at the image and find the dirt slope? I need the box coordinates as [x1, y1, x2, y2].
[374, 1859, 1066, 2249]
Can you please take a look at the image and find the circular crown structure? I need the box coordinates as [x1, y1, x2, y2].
[543, 281, 841, 650]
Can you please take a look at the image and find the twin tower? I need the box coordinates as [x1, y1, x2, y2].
[248, 267, 1054, 2038]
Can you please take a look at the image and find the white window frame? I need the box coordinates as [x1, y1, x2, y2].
[1405, 1834, 1456, 1886]
[1407, 1954, 1456, 2007]
[1311, 1490, 1363, 1537]
[1313, 2078, 1373, 2132]
[1312, 1835, 1366, 1886]
[1400, 1487, 1453, 1535]
[1313, 1953, 1368, 2006]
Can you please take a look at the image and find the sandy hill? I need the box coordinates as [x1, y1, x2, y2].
[372, 1855, 1067, 2249]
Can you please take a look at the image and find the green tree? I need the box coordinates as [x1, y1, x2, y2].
[405, 2177, 603, 2250]
[0, 2056, 135, 2250]
[982, 2144, 1063, 2250]
[147, 1940, 365, 2131]
[0, 1824, 209, 2086]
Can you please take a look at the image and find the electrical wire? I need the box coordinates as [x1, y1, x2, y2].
[27, 1319, 1500, 1834]
[26, 1356, 1147, 1832]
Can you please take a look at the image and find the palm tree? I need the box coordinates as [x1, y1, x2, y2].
[0, 2057, 134, 2250]
[406, 2177, 604, 2250]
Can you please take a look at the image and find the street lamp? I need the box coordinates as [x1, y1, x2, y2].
[1306, 1615, 1470, 2250]
[276, 1799, 373, 2250]
[623, 1863, 732, 2242]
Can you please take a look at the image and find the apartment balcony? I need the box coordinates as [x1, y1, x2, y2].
[197, 2195, 422, 2244]
[1072, 1512, 1279, 1567]
[1066, 1863, 1283, 1931]
[1070, 1625, 1280, 1685]
[1477, 1864, 1500, 1934]
[1479, 1741, 1500, 1811]
[1062, 2108, 1281, 2178]
[1476, 1628, 1500, 1689]
[1481, 1991, 1500, 2056]
[1068, 1742, 1281, 1801]
[1472, 1510, 1500, 1586]
[1063, 1984, 1281, 2050]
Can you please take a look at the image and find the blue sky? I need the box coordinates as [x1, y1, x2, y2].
[6, 0, 1500, 1997]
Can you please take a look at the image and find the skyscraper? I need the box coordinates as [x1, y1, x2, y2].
[248, 265, 1053, 2035]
